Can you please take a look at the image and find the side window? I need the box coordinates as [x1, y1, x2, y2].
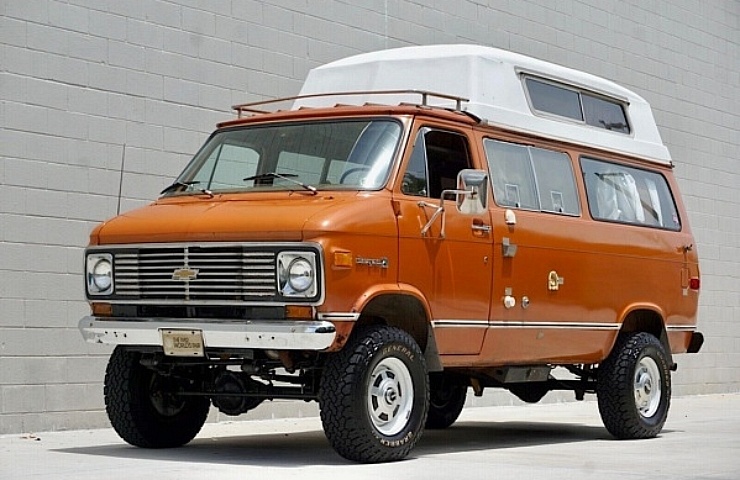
[581, 157, 681, 230]
[401, 129, 472, 198]
[530, 148, 580, 214]
[525, 77, 630, 134]
[525, 78, 582, 121]
[485, 140, 538, 209]
[484, 139, 579, 215]
[582, 94, 629, 133]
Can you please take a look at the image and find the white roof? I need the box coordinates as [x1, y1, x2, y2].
[296, 45, 671, 165]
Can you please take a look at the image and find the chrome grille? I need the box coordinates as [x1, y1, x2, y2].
[113, 245, 277, 301]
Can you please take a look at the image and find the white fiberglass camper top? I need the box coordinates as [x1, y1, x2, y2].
[296, 44, 671, 165]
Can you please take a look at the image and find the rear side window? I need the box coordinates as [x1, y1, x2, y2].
[484, 140, 579, 215]
[581, 157, 681, 230]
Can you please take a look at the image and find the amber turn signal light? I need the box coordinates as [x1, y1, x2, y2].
[285, 305, 314, 319]
[91, 303, 113, 317]
[333, 251, 353, 268]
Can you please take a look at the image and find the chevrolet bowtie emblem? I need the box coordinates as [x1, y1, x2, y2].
[172, 268, 199, 281]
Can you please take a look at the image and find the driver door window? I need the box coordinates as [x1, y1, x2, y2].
[401, 129, 472, 198]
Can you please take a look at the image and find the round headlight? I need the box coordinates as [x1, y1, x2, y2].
[91, 258, 112, 292]
[287, 258, 313, 292]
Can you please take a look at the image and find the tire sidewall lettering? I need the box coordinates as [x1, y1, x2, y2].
[379, 344, 414, 363]
[378, 430, 415, 448]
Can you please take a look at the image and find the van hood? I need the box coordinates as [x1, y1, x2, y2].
[92, 193, 361, 245]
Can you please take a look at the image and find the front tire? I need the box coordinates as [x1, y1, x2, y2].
[104, 347, 210, 448]
[319, 325, 429, 463]
[597, 332, 671, 439]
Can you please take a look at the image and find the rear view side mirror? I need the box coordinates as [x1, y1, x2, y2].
[457, 169, 489, 215]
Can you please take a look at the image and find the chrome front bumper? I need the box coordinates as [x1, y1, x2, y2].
[78, 316, 337, 351]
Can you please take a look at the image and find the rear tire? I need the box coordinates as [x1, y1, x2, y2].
[426, 372, 467, 429]
[319, 325, 429, 463]
[597, 332, 671, 439]
[104, 347, 210, 448]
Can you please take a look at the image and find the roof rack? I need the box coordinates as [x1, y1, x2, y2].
[231, 89, 469, 118]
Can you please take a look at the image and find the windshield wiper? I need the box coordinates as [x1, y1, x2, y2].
[160, 180, 213, 197]
[244, 172, 317, 195]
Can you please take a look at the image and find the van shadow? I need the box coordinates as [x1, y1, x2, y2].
[55, 420, 612, 467]
[417, 420, 609, 456]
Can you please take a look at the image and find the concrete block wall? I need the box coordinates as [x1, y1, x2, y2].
[1, 0, 737, 433]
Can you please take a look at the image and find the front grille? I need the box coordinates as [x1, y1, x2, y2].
[113, 245, 278, 302]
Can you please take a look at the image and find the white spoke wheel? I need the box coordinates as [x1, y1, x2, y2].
[368, 358, 415, 436]
[319, 325, 429, 463]
[597, 332, 671, 439]
[634, 356, 661, 418]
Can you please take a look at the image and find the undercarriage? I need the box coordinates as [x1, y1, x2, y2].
[122, 347, 602, 417]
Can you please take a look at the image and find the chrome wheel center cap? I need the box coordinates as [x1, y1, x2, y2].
[636, 372, 652, 404]
[384, 387, 398, 405]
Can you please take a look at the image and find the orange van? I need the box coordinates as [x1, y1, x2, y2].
[79, 45, 703, 463]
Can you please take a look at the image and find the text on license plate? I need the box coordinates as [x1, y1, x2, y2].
[161, 329, 205, 357]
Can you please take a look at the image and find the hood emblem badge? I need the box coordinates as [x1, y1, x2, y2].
[172, 268, 199, 281]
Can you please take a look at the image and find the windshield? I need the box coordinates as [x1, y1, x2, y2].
[167, 119, 402, 195]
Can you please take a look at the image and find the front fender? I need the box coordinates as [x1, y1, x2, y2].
[329, 283, 440, 369]
[350, 282, 433, 319]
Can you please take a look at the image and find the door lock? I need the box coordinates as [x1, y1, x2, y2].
[548, 270, 564, 291]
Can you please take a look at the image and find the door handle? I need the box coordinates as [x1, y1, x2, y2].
[471, 221, 491, 233]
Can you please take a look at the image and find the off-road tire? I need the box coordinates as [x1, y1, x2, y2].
[104, 347, 210, 448]
[319, 325, 429, 463]
[597, 332, 671, 439]
[426, 372, 467, 429]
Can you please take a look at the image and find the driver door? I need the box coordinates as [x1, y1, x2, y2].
[396, 126, 493, 355]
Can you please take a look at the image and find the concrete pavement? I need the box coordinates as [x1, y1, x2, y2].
[1, 393, 738, 480]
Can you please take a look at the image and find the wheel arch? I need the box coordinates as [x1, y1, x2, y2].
[617, 306, 674, 368]
[353, 286, 442, 372]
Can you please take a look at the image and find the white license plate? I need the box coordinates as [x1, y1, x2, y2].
[161, 329, 205, 357]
